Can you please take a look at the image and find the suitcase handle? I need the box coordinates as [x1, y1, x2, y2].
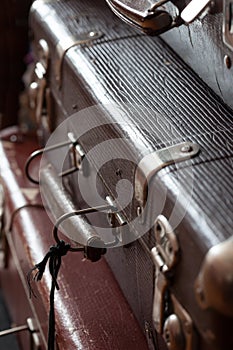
[25, 132, 83, 184]
[40, 165, 118, 261]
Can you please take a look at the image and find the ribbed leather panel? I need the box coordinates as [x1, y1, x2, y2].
[76, 34, 233, 239]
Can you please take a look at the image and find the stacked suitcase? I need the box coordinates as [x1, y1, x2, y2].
[0, 0, 233, 349]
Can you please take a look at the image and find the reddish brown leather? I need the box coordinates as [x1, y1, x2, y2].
[0, 127, 148, 350]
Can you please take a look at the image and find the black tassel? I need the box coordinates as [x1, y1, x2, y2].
[27, 240, 70, 350]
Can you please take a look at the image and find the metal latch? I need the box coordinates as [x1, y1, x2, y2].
[106, 0, 214, 35]
[152, 215, 196, 350]
[134, 142, 200, 213]
[0, 318, 41, 350]
[151, 215, 179, 333]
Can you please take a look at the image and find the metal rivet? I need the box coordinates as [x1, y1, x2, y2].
[10, 135, 18, 143]
[180, 144, 193, 153]
[136, 206, 142, 217]
[89, 31, 97, 37]
[116, 169, 122, 177]
[224, 55, 231, 69]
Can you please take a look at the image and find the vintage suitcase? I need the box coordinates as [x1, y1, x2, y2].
[105, 0, 233, 110]
[0, 126, 148, 349]
[26, 0, 233, 349]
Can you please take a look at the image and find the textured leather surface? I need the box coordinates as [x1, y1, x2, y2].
[104, 1, 233, 109]
[161, 3, 233, 109]
[0, 127, 148, 350]
[29, 1, 233, 349]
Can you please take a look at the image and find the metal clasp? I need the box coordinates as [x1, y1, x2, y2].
[152, 215, 196, 350]
[151, 215, 179, 333]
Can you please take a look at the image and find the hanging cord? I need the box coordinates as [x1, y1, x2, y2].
[27, 203, 116, 350]
[27, 239, 79, 350]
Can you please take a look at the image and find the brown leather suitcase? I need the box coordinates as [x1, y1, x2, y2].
[0, 127, 148, 350]
[22, 0, 233, 349]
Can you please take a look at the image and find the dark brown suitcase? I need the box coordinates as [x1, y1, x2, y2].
[0, 127, 148, 350]
[25, 0, 233, 349]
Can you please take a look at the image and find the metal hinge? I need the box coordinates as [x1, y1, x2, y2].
[151, 215, 196, 350]
[0, 318, 41, 350]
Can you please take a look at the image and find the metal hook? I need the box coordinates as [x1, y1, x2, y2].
[25, 133, 84, 184]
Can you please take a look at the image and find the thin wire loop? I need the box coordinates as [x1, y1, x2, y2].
[25, 140, 72, 184]
[53, 204, 116, 251]
[8, 203, 45, 232]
